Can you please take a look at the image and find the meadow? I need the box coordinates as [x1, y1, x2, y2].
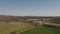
[20, 25, 60, 34]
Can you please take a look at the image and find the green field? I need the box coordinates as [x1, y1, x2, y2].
[20, 26, 60, 34]
[0, 22, 34, 34]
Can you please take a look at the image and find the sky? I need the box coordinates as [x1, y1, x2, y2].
[0, 0, 60, 16]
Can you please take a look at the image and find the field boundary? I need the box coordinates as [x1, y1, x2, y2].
[12, 26, 35, 34]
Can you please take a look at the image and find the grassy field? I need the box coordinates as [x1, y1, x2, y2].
[0, 22, 34, 34]
[20, 25, 60, 34]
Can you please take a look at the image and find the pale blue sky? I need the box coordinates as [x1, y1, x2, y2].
[0, 0, 60, 16]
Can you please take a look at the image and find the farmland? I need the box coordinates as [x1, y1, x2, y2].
[0, 15, 60, 34]
[0, 22, 34, 34]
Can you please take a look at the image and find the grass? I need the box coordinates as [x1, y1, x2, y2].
[0, 21, 33, 34]
[20, 25, 60, 34]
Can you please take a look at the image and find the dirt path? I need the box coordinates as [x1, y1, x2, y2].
[44, 22, 60, 27]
